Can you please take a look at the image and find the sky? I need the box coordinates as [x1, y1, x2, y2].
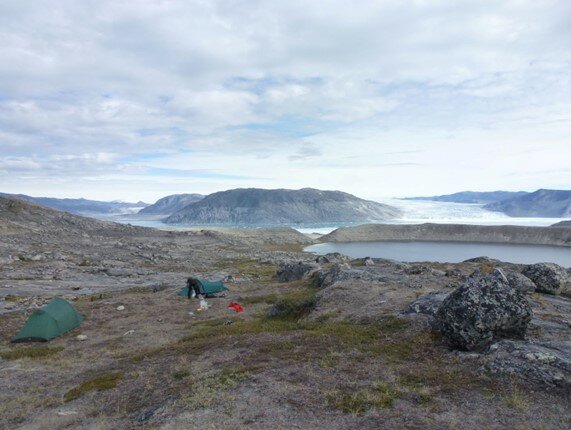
[0, 0, 570, 203]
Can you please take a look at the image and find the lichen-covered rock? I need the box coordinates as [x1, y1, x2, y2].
[505, 270, 536, 295]
[403, 291, 449, 316]
[482, 340, 570, 389]
[468, 267, 535, 295]
[463, 256, 502, 263]
[435, 274, 533, 351]
[522, 263, 569, 295]
[315, 253, 351, 265]
[276, 262, 319, 282]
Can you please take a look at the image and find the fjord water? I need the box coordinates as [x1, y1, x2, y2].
[305, 241, 571, 266]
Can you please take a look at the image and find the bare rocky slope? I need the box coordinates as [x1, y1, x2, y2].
[0, 192, 146, 215]
[165, 188, 402, 224]
[485, 189, 571, 217]
[552, 220, 571, 227]
[137, 193, 205, 216]
[0, 197, 569, 429]
[319, 223, 571, 247]
[404, 190, 528, 204]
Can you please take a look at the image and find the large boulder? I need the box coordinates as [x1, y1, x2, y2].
[468, 267, 536, 295]
[505, 270, 536, 295]
[276, 262, 319, 282]
[314, 253, 351, 265]
[435, 274, 533, 351]
[403, 291, 449, 316]
[522, 263, 569, 295]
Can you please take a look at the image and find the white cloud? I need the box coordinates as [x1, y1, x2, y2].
[0, 0, 569, 200]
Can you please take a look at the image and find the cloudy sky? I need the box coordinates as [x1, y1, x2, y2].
[1, 0, 570, 202]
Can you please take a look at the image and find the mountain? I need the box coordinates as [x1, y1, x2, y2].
[551, 220, 571, 227]
[164, 188, 402, 225]
[404, 191, 529, 204]
[0, 193, 147, 215]
[138, 193, 205, 215]
[484, 189, 571, 217]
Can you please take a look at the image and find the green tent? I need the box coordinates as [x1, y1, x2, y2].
[179, 278, 228, 298]
[12, 298, 83, 343]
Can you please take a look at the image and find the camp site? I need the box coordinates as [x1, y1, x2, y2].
[1, 1, 571, 427]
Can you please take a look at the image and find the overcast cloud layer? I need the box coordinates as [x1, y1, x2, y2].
[1, 0, 570, 202]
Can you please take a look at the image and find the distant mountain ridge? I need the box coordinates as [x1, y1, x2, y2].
[164, 188, 402, 225]
[138, 193, 205, 215]
[404, 191, 528, 204]
[0, 192, 148, 215]
[485, 189, 571, 218]
[551, 220, 571, 227]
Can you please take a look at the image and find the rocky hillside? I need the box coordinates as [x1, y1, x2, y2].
[319, 223, 571, 247]
[552, 220, 571, 227]
[137, 193, 204, 215]
[404, 190, 528, 204]
[0, 192, 147, 215]
[484, 189, 571, 217]
[0, 196, 148, 238]
[164, 188, 402, 225]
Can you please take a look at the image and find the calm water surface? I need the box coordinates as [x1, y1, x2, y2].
[305, 241, 571, 266]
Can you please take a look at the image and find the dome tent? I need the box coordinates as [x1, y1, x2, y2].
[12, 298, 83, 342]
[179, 278, 228, 298]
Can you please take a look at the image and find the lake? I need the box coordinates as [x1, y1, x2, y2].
[304, 241, 571, 266]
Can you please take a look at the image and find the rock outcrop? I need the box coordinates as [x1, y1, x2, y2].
[522, 263, 570, 295]
[403, 291, 449, 316]
[435, 274, 533, 351]
[276, 262, 319, 282]
[483, 340, 571, 389]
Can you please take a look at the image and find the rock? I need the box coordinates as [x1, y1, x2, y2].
[123, 330, 135, 335]
[468, 268, 535, 295]
[116, 305, 125, 311]
[522, 263, 570, 295]
[405, 265, 432, 275]
[435, 273, 533, 351]
[463, 256, 502, 263]
[431, 269, 446, 277]
[276, 262, 319, 282]
[363, 257, 375, 267]
[403, 291, 449, 316]
[315, 253, 351, 265]
[445, 269, 462, 278]
[505, 270, 536, 295]
[104, 268, 133, 277]
[76, 334, 88, 341]
[483, 340, 570, 389]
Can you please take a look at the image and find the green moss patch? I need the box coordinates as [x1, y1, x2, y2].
[0, 346, 64, 360]
[64, 372, 123, 402]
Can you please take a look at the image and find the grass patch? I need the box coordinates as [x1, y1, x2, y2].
[502, 386, 528, 411]
[217, 258, 277, 280]
[326, 382, 401, 414]
[173, 370, 190, 380]
[0, 346, 64, 360]
[64, 372, 123, 402]
[266, 288, 317, 320]
[4, 295, 20, 302]
[397, 357, 481, 394]
[183, 367, 253, 409]
[240, 294, 279, 305]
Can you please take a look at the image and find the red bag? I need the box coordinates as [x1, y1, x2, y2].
[228, 302, 244, 313]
